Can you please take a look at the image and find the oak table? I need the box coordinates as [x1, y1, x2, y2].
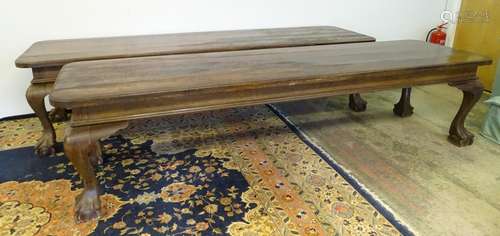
[51, 40, 491, 222]
[15, 26, 374, 156]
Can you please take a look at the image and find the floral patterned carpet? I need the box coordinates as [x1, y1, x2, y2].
[0, 106, 401, 236]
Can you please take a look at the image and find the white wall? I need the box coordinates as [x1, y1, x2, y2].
[443, 0, 463, 47]
[0, 0, 458, 118]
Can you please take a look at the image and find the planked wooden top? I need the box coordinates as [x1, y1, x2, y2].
[51, 40, 491, 109]
[16, 26, 374, 68]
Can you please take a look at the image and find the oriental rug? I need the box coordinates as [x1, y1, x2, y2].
[0, 106, 401, 236]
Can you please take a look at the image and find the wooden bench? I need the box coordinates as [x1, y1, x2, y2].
[51, 40, 491, 222]
[15, 26, 374, 156]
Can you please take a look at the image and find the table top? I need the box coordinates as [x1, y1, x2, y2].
[16, 26, 374, 68]
[51, 40, 491, 108]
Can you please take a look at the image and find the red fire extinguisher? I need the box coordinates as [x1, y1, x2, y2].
[426, 23, 447, 45]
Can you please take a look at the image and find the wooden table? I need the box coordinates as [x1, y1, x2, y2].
[15, 26, 374, 156]
[51, 40, 491, 222]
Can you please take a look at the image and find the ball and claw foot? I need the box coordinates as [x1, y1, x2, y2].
[75, 189, 101, 223]
[449, 126, 475, 147]
[393, 102, 414, 117]
[348, 94, 367, 112]
[35, 132, 56, 157]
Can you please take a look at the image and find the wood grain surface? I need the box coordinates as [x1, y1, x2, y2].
[16, 26, 374, 68]
[19, 25, 376, 157]
[51, 40, 491, 110]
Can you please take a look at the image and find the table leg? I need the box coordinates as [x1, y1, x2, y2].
[448, 79, 483, 147]
[91, 141, 103, 166]
[64, 121, 128, 223]
[49, 108, 70, 122]
[393, 88, 414, 117]
[348, 93, 367, 112]
[26, 83, 56, 156]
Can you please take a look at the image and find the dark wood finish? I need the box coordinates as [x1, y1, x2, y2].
[16, 26, 374, 156]
[51, 40, 490, 110]
[448, 79, 484, 146]
[52, 40, 490, 222]
[16, 26, 374, 69]
[393, 88, 414, 117]
[349, 94, 368, 112]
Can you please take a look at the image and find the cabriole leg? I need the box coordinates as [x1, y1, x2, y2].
[90, 141, 103, 167]
[393, 88, 414, 117]
[64, 122, 128, 223]
[448, 79, 483, 147]
[26, 83, 56, 156]
[65, 127, 100, 223]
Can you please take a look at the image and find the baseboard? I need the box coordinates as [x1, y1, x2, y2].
[0, 113, 36, 121]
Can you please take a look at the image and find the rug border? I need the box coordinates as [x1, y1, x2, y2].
[267, 104, 414, 236]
